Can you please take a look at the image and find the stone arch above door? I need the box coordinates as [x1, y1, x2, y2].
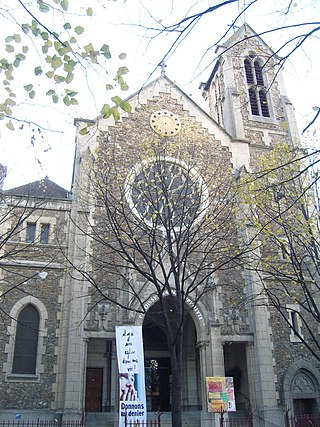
[283, 359, 320, 415]
[132, 292, 208, 340]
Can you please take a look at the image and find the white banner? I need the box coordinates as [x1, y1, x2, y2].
[116, 326, 146, 427]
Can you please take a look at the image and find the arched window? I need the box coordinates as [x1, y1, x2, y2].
[244, 55, 270, 118]
[12, 304, 40, 374]
[248, 88, 259, 116]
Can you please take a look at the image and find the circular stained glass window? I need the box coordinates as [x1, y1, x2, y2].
[124, 157, 209, 229]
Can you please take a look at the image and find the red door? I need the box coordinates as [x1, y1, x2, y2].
[85, 368, 103, 412]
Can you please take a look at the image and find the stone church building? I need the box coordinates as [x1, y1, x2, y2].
[0, 24, 319, 427]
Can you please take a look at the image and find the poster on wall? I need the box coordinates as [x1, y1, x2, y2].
[206, 377, 236, 413]
[116, 326, 146, 427]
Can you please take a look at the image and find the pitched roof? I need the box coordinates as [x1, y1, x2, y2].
[5, 177, 70, 199]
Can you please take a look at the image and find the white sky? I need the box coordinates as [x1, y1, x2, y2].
[1, 0, 319, 190]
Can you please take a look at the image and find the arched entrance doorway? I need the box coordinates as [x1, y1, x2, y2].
[283, 360, 320, 418]
[142, 301, 201, 413]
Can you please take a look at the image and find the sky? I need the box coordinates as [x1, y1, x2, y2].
[0, 0, 319, 190]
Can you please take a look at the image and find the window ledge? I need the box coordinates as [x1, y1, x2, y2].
[6, 373, 39, 382]
[248, 114, 279, 126]
[290, 336, 302, 343]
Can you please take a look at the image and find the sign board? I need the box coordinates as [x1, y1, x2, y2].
[116, 326, 146, 427]
[206, 377, 236, 412]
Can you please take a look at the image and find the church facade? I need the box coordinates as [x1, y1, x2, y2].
[0, 24, 319, 427]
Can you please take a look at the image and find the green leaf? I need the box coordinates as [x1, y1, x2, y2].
[110, 107, 120, 121]
[24, 84, 33, 91]
[21, 24, 29, 34]
[70, 98, 78, 105]
[86, 7, 93, 16]
[63, 95, 70, 106]
[120, 101, 132, 113]
[38, 1, 50, 12]
[5, 45, 14, 53]
[75, 26, 84, 35]
[106, 84, 114, 90]
[101, 44, 111, 59]
[61, 0, 69, 11]
[119, 76, 129, 91]
[111, 96, 122, 106]
[65, 89, 77, 97]
[52, 94, 59, 103]
[16, 53, 25, 61]
[117, 66, 129, 76]
[54, 74, 65, 83]
[5, 36, 14, 43]
[70, 37, 77, 43]
[79, 127, 88, 135]
[63, 22, 71, 30]
[46, 70, 54, 78]
[65, 72, 74, 83]
[101, 103, 111, 118]
[22, 46, 28, 53]
[54, 41, 61, 51]
[120, 82, 129, 91]
[46, 89, 55, 96]
[13, 34, 21, 43]
[6, 120, 15, 131]
[84, 43, 94, 52]
[29, 90, 36, 99]
[119, 53, 126, 60]
[41, 32, 49, 40]
[51, 55, 62, 69]
[34, 66, 43, 75]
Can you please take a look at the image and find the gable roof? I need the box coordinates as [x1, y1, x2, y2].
[83, 73, 234, 143]
[5, 177, 70, 199]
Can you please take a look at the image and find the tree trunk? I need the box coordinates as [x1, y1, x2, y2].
[168, 331, 183, 427]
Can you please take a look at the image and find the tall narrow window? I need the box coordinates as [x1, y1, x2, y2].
[259, 90, 269, 117]
[254, 61, 264, 85]
[244, 55, 270, 117]
[249, 88, 259, 116]
[12, 304, 40, 374]
[40, 223, 50, 244]
[287, 304, 302, 343]
[26, 222, 36, 243]
[244, 59, 254, 84]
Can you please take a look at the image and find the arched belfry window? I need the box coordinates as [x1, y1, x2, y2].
[244, 55, 270, 118]
[12, 304, 40, 374]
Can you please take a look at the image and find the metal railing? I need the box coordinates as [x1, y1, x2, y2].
[222, 417, 253, 427]
[285, 413, 320, 426]
[0, 420, 84, 427]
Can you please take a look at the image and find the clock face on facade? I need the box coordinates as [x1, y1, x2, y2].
[124, 157, 209, 229]
[150, 110, 181, 136]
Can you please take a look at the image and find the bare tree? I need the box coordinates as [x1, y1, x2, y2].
[132, 0, 320, 131]
[238, 142, 320, 361]
[69, 135, 251, 427]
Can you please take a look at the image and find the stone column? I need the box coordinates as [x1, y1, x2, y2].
[200, 320, 225, 427]
[243, 267, 283, 426]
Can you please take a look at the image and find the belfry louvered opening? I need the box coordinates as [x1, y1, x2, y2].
[244, 55, 270, 118]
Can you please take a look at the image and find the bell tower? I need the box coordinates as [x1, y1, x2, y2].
[201, 23, 300, 146]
